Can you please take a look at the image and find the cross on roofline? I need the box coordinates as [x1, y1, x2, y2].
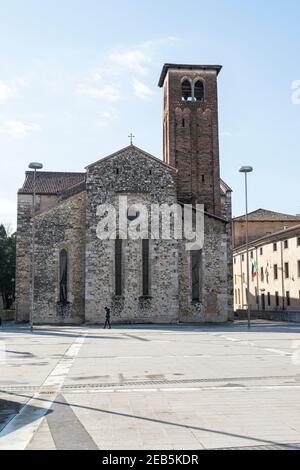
[128, 133, 135, 145]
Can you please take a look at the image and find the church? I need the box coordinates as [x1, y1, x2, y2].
[15, 64, 233, 325]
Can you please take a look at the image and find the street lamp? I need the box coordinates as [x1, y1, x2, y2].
[28, 162, 43, 332]
[239, 165, 253, 329]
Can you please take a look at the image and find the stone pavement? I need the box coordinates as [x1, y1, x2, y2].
[1, 321, 300, 450]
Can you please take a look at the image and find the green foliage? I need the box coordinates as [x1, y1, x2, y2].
[0, 224, 16, 309]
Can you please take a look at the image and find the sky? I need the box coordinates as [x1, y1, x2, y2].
[0, 0, 300, 229]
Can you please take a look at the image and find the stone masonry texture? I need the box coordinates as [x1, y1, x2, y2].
[15, 63, 233, 324]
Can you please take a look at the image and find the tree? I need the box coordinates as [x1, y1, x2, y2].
[0, 224, 16, 309]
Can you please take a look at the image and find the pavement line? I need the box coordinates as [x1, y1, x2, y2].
[211, 333, 293, 357]
[0, 331, 86, 450]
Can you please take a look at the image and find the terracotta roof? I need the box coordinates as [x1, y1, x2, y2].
[233, 208, 300, 222]
[18, 171, 86, 195]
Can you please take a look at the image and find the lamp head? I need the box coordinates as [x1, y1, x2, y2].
[28, 162, 43, 170]
[239, 165, 253, 173]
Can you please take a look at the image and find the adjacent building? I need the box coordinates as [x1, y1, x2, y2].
[233, 208, 300, 248]
[233, 224, 300, 312]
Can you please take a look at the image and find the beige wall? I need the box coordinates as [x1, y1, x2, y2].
[233, 220, 300, 247]
[233, 234, 300, 311]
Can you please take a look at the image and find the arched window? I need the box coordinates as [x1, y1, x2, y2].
[191, 249, 202, 302]
[59, 249, 68, 304]
[142, 239, 150, 296]
[194, 80, 204, 101]
[115, 238, 122, 296]
[181, 80, 192, 101]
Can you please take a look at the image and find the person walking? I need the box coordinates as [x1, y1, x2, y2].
[104, 306, 111, 329]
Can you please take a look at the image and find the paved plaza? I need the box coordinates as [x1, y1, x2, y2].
[1, 321, 300, 450]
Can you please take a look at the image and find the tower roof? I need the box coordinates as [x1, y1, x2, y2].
[158, 63, 222, 87]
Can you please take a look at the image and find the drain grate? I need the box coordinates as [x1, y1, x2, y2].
[0, 373, 299, 395]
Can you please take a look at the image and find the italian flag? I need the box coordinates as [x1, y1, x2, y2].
[252, 259, 258, 278]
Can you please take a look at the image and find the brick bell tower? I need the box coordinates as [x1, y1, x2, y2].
[158, 64, 222, 215]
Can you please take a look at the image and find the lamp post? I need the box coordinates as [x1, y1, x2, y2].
[239, 165, 253, 329]
[28, 162, 43, 332]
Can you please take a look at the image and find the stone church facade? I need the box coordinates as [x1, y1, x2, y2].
[15, 64, 233, 325]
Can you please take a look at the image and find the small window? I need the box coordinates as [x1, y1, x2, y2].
[242, 254, 244, 262]
[274, 264, 278, 280]
[286, 291, 291, 306]
[250, 251, 254, 259]
[285, 262, 289, 279]
[275, 291, 279, 307]
[261, 267, 264, 282]
[201, 175, 205, 182]
[127, 207, 139, 221]
[182, 118, 185, 127]
[284, 240, 288, 249]
[115, 167, 119, 175]
[273, 243, 277, 252]
[234, 257, 236, 265]
[297, 237, 300, 247]
[59, 249, 68, 304]
[194, 80, 204, 101]
[181, 80, 192, 101]
[267, 292, 271, 306]
[260, 247, 263, 256]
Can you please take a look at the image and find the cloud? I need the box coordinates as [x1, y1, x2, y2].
[0, 120, 41, 139]
[132, 79, 153, 99]
[221, 131, 232, 137]
[77, 84, 120, 102]
[0, 78, 26, 103]
[96, 108, 118, 127]
[109, 49, 150, 75]
[0, 82, 14, 102]
[76, 36, 181, 106]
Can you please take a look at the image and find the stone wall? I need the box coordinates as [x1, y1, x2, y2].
[15, 193, 59, 322]
[85, 147, 180, 323]
[15, 194, 33, 322]
[178, 215, 230, 323]
[32, 191, 86, 324]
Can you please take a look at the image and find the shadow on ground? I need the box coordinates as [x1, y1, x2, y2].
[0, 398, 52, 436]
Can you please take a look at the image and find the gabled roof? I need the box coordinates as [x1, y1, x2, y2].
[220, 179, 232, 194]
[158, 63, 222, 87]
[18, 171, 86, 195]
[233, 208, 300, 222]
[85, 144, 178, 172]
